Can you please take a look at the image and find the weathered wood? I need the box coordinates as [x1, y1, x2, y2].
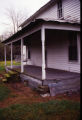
[49, 78, 80, 96]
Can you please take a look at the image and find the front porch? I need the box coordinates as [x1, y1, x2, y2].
[3, 19, 80, 94]
[7, 65, 80, 87]
[13, 65, 80, 80]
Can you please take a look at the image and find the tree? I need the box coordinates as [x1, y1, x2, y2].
[0, 31, 13, 41]
[4, 7, 28, 35]
[0, 42, 11, 61]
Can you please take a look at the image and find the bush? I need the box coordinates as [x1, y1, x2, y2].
[5, 71, 21, 83]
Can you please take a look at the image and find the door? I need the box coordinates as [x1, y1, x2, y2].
[45, 49, 47, 68]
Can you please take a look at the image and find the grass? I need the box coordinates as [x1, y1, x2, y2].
[0, 84, 10, 101]
[0, 100, 80, 120]
[0, 61, 21, 71]
[0, 61, 80, 120]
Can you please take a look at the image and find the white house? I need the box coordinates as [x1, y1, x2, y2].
[3, 0, 80, 84]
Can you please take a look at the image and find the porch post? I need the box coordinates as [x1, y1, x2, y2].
[21, 38, 24, 73]
[4, 45, 6, 66]
[11, 42, 13, 69]
[41, 26, 46, 81]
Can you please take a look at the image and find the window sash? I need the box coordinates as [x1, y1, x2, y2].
[69, 46, 78, 61]
[68, 32, 78, 61]
[58, 0, 63, 18]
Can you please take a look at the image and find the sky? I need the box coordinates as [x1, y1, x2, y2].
[0, 0, 50, 35]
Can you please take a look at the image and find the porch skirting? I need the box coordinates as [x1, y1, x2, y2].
[5, 65, 80, 93]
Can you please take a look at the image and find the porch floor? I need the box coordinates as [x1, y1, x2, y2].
[11, 65, 80, 81]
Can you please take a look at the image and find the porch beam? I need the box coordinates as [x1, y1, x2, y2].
[44, 23, 80, 31]
[5, 25, 42, 45]
[21, 38, 24, 73]
[41, 26, 46, 80]
[11, 42, 13, 69]
[4, 45, 6, 66]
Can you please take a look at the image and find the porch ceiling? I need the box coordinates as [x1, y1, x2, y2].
[24, 30, 41, 45]
[2, 18, 80, 45]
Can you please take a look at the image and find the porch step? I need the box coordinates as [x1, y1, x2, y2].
[20, 74, 42, 88]
[37, 85, 49, 94]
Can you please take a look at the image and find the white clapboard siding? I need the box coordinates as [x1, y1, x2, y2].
[63, 0, 80, 22]
[38, 4, 58, 20]
[47, 32, 80, 73]
[37, 0, 80, 22]
[68, 32, 80, 73]
[28, 31, 80, 73]
[47, 32, 69, 71]
[68, 63, 80, 73]
[31, 45, 42, 66]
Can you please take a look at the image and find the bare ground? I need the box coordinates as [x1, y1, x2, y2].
[0, 82, 80, 108]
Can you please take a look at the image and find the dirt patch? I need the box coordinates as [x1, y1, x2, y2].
[0, 82, 80, 108]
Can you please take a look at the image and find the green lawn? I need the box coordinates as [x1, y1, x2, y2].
[0, 100, 80, 120]
[0, 84, 10, 101]
[0, 61, 21, 71]
[0, 61, 80, 120]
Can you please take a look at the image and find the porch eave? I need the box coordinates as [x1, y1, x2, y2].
[2, 18, 80, 45]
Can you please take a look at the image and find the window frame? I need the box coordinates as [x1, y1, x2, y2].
[68, 32, 78, 62]
[28, 46, 31, 59]
[57, 0, 63, 19]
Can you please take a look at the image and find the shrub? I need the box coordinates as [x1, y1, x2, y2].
[6, 71, 21, 83]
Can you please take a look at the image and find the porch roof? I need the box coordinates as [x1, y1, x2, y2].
[2, 18, 80, 44]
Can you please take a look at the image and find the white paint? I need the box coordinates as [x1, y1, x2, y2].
[27, 31, 80, 73]
[23, 45, 26, 61]
[68, 32, 80, 73]
[63, 0, 80, 22]
[44, 23, 80, 32]
[21, 38, 24, 73]
[11, 42, 13, 69]
[37, 0, 80, 22]
[31, 45, 42, 66]
[38, 4, 58, 19]
[41, 26, 46, 80]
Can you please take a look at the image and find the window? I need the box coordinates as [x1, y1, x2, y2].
[57, 0, 63, 18]
[68, 32, 78, 61]
[28, 46, 31, 59]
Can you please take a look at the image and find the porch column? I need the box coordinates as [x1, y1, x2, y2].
[4, 45, 6, 66]
[21, 38, 24, 73]
[11, 42, 13, 69]
[41, 26, 46, 80]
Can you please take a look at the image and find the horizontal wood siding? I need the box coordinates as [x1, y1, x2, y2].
[37, 0, 80, 22]
[68, 32, 80, 73]
[31, 45, 42, 66]
[47, 31, 69, 71]
[63, 0, 80, 22]
[27, 31, 80, 73]
[47, 31, 80, 73]
[37, 4, 58, 19]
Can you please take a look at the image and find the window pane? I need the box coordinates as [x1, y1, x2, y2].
[69, 46, 78, 60]
[58, 0, 63, 18]
[68, 32, 78, 61]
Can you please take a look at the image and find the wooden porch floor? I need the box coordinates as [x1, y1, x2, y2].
[11, 65, 80, 81]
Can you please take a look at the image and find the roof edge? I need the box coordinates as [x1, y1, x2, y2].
[20, 0, 58, 28]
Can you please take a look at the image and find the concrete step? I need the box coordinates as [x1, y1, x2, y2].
[36, 85, 49, 94]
